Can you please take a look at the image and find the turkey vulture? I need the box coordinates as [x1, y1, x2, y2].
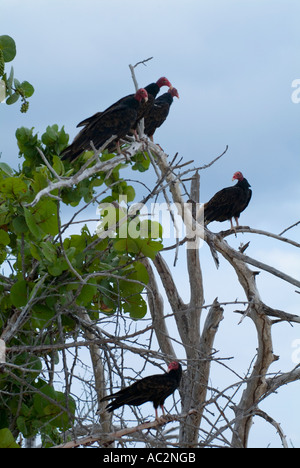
[99, 361, 182, 420]
[76, 77, 172, 136]
[60, 88, 148, 161]
[132, 76, 172, 132]
[144, 87, 179, 141]
[204, 171, 252, 230]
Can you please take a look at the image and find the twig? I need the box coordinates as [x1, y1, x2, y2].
[147, 145, 181, 266]
[133, 57, 154, 69]
[220, 225, 300, 249]
[198, 145, 229, 170]
[36, 146, 62, 180]
[254, 409, 288, 448]
[0, 339, 5, 367]
[142, 257, 177, 360]
[56, 201, 85, 283]
[129, 57, 154, 91]
[279, 220, 300, 236]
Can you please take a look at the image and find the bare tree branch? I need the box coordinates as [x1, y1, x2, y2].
[26, 137, 142, 207]
[52, 410, 197, 448]
[279, 220, 300, 236]
[180, 299, 224, 447]
[254, 409, 288, 448]
[142, 257, 177, 361]
[220, 225, 300, 249]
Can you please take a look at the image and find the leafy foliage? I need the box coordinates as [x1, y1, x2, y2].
[0, 35, 34, 112]
[0, 428, 20, 448]
[0, 115, 163, 445]
[0, 32, 166, 448]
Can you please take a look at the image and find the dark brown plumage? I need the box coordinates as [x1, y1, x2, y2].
[204, 171, 252, 230]
[99, 361, 182, 420]
[76, 77, 172, 135]
[144, 87, 179, 141]
[60, 88, 148, 162]
[132, 77, 172, 131]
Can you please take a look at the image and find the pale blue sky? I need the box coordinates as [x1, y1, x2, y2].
[2, 1, 300, 221]
[1, 0, 300, 448]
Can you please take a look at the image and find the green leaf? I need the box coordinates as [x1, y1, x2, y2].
[47, 257, 68, 276]
[20, 402, 31, 418]
[139, 220, 163, 239]
[114, 238, 139, 254]
[135, 238, 163, 259]
[33, 384, 57, 416]
[124, 185, 135, 202]
[0, 176, 28, 199]
[25, 200, 59, 239]
[41, 125, 58, 145]
[16, 416, 28, 437]
[12, 216, 28, 234]
[0, 229, 10, 246]
[0, 428, 20, 448]
[40, 241, 57, 263]
[29, 243, 41, 261]
[63, 234, 87, 252]
[0, 162, 14, 176]
[14, 78, 20, 89]
[52, 155, 65, 176]
[6, 92, 19, 105]
[119, 262, 149, 297]
[10, 279, 28, 307]
[76, 281, 98, 306]
[6, 66, 14, 94]
[41, 125, 68, 156]
[20, 81, 34, 98]
[35, 200, 58, 235]
[47, 264, 63, 276]
[33, 384, 75, 431]
[0, 249, 7, 264]
[123, 294, 147, 319]
[134, 261, 149, 284]
[24, 207, 44, 239]
[0, 35, 16, 62]
[15, 126, 39, 160]
[131, 152, 151, 172]
[49, 392, 76, 430]
[31, 304, 55, 329]
[31, 171, 48, 193]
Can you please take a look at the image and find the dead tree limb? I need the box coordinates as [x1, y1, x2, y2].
[146, 141, 300, 447]
[51, 410, 197, 448]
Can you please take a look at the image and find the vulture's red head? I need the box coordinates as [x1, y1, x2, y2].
[135, 88, 148, 102]
[156, 77, 172, 88]
[232, 171, 244, 182]
[168, 87, 179, 99]
[167, 361, 180, 372]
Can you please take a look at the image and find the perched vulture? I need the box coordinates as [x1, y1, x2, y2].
[76, 77, 172, 137]
[204, 171, 252, 229]
[99, 361, 182, 420]
[60, 88, 148, 161]
[144, 87, 179, 141]
[133, 76, 173, 130]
